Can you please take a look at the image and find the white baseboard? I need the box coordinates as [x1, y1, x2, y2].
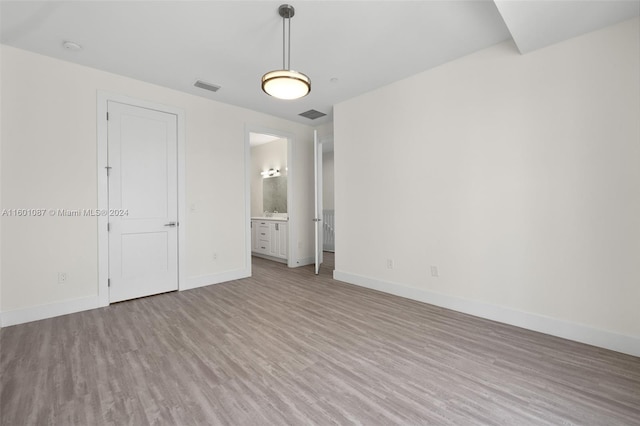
[251, 252, 288, 264]
[292, 256, 314, 267]
[182, 268, 250, 291]
[0, 269, 250, 327]
[333, 270, 640, 357]
[1, 296, 100, 328]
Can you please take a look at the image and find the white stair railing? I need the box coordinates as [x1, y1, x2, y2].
[323, 209, 335, 252]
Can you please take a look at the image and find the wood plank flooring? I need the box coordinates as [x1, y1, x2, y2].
[2, 253, 639, 425]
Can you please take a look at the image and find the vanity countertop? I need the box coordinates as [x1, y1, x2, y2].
[252, 216, 288, 222]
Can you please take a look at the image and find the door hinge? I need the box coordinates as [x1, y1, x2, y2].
[105, 166, 112, 176]
[107, 222, 110, 232]
[108, 278, 111, 287]
[106, 112, 109, 121]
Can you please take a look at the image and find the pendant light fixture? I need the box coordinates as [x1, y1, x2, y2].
[262, 4, 311, 100]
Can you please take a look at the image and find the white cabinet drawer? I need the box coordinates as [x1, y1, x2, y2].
[257, 239, 269, 253]
[251, 219, 288, 260]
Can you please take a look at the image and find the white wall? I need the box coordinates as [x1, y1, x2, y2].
[0, 45, 314, 322]
[0, 42, 3, 313]
[315, 121, 334, 141]
[322, 151, 335, 210]
[250, 138, 288, 217]
[334, 18, 640, 355]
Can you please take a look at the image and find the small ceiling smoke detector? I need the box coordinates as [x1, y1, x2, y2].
[194, 80, 221, 93]
[299, 109, 327, 120]
[62, 41, 82, 51]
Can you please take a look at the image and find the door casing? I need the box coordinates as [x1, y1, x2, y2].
[314, 130, 324, 274]
[97, 92, 186, 307]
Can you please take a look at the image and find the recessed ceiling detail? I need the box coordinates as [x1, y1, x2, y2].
[194, 80, 221, 92]
[299, 109, 327, 120]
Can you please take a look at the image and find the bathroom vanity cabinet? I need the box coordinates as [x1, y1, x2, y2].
[251, 218, 288, 262]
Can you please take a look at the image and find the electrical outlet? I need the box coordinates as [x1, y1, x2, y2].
[387, 259, 394, 269]
[58, 272, 67, 284]
[430, 266, 439, 277]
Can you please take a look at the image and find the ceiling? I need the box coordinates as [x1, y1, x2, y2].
[249, 132, 281, 147]
[2, 1, 638, 126]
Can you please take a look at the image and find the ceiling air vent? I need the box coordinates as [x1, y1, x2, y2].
[299, 109, 327, 120]
[194, 80, 221, 92]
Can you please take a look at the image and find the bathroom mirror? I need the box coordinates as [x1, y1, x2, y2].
[263, 176, 287, 213]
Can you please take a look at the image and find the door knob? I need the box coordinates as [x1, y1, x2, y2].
[164, 222, 177, 227]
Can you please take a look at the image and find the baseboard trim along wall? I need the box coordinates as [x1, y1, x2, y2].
[0, 296, 100, 328]
[333, 270, 640, 358]
[182, 268, 250, 291]
[294, 256, 315, 267]
[0, 269, 251, 327]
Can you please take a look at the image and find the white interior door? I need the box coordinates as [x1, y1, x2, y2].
[314, 130, 323, 274]
[107, 101, 179, 302]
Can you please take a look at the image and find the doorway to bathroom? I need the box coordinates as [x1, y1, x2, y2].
[246, 128, 295, 271]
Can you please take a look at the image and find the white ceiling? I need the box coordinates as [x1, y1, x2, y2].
[2, 1, 638, 126]
[249, 132, 281, 147]
[495, 0, 640, 54]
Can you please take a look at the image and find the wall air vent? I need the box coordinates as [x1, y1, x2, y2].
[194, 80, 221, 92]
[299, 109, 327, 120]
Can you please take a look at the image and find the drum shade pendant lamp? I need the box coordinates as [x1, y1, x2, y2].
[262, 4, 311, 100]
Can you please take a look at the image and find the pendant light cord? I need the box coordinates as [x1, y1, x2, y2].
[282, 12, 292, 70]
[288, 15, 291, 70]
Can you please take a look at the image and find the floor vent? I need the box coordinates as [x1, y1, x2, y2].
[299, 109, 327, 120]
[194, 80, 221, 92]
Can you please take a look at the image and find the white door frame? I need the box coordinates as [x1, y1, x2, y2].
[244, 125, 296, 270]
[96, 91, 186, 307]
[313, 130, 323, 274]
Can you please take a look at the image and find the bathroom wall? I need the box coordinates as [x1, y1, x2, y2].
[250, 137, 288, 217]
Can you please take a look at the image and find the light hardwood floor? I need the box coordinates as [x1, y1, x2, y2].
[1, 253, 639, 425]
